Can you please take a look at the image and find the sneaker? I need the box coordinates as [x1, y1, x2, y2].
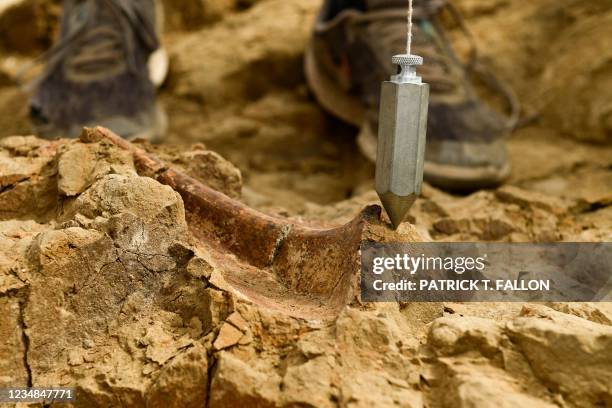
[25, 0, 167, 141]
[306, 0, 519, 191]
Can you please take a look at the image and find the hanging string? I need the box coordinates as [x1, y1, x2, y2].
[407, 0, 414, 55]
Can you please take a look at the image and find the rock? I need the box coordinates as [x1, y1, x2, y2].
[61, 173, 188, 267]
[496, 186, 569, 215]
[536, 8, 612, 143]
[0, 271, 24, 294]
[146, 343, 208, 408]
[428, 317, 503, 357]
[24, 228, 117, 377]
[428, 190, 564, 242]
[0, 117, 608, 408]
[170, 0, 318, 106]
[64, 173, 185, 228]
[430, 192, 517, 241]
[208, 268, 235, 293]
[67, 349, 84, 366]
[202, 288, 232, 329]
[161, 0, 239, 30]
[57, 143, 97, 196]
[571, 206, 612, 242]
[16, 212, 209, 399]
[0, 135, 47, 154]
[0, 0, 58, 53]
[226, 311, 249, 332]
[179, 149, 242, 198]
[0, 220, 46, 294]
[506, 305, 612, 407]
[0, 136, 58, 221]
[56, 141, 133, 197]
[214, 322, 243, 351]
[186, 256, 214, 280]
[293, 339, 325, 360]
[238, 331, 252, 346]
[0, 137, 232, 399]
[527, 168, 612, 208]
[440, 361, 556, 408]
[210, 352, 280, 407]
[340, 372, 423, 408]
[433, 217, 471, 236]
[0, 297, 28, 387]
[0, 152, 46, 188]
[281, 356, 336, 407]
[142, 323, 192, 365]
[335, 309, 401, 355]
[545, 302, 612, 326]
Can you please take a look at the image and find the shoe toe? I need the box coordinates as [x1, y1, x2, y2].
[427, 98, 509, 168]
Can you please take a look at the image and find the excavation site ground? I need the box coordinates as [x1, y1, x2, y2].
[0, 0, 611, 407]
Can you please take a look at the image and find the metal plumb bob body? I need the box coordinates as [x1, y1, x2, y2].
[376, 53, 429, 229]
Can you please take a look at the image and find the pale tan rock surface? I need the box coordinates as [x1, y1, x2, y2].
[0, 0, 611, 405]
[0, 137, 611, 408]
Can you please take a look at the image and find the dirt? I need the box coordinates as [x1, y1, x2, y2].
[0, 0, 611, 407]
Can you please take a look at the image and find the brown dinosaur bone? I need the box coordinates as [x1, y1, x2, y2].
[87, 127, 390, 319]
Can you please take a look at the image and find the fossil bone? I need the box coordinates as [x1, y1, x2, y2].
[89, 127, 390, 319]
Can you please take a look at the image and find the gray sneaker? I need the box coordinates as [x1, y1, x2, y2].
[27, 0, 166, 141]
[306, 0, 519, 191]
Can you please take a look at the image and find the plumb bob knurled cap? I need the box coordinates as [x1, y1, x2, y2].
[392, 54, 423, 66]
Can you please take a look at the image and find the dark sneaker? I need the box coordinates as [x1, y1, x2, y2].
[25, 0, 167, 141]
[306, 0, 519, 190]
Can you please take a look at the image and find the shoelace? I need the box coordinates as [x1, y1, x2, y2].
[17, 0, 158, 90]
[351, 5, 459, 91]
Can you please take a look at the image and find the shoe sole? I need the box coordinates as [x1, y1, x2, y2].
[33, 101, 168, 143]
[125, 102, 168, 143]
[304, 41, 511, 191]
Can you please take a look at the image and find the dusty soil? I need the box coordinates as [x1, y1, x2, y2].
[0, 0, 611, 407]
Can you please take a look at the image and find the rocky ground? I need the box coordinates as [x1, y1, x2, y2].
[0, 0, 611, 407]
